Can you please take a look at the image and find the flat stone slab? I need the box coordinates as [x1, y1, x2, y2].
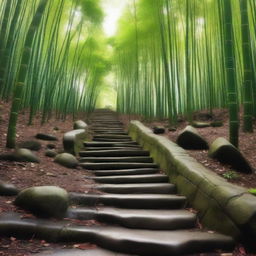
[79, 149, 149, 157]
[93, 138, 132, 142]
[0, 214, 234, 256]
[79, 157, 153, 163]
[67, 207, 196, 230]
[209, 137, 253, 173]
[91, 174, 169, 184]
[85, 147, 142, 151]
[80, 162, 158, 170]
[35, 133, 58, 141]
[37, 249, 134, 256]
[176, 125, 209, 150]
[18, 140, 42, 151]
[69, 193, 186, 209]
[95, 183, 176, 194]
[192, 121, 211, 128]
[93, 135, 131, 139]
[0, 182, 19, 196]
[93, 168, 159, 176]
[84, 141, 138, 147]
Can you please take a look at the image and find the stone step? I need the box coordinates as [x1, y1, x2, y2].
[94, 135, 131, 139]
[0, 214, 234, 256]
[85, 147, 142, 151]
[93, 138, 132, 142]
[92, 128, 125, 131]
[80, 162, 158, 170]
[79, 157, 153, 163]
[91, 174, 169, 184]
[84, 141, 139, 147]
[93, 168, 159, 176]
[67, 207, 196, 230]
[79, 149, 149, 157]
[92, 125, 124, 128]
[95, 183, 176, 194]
[91, 121, 122, 124]
[93, 131, 128, 135]
[69, 193, 186, 209]
[37, 248, 133, 256]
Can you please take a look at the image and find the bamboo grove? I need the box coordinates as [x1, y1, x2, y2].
[114, 0, 256, 147]
[1, 0, 256, 148]
[0, 0, 109, 147]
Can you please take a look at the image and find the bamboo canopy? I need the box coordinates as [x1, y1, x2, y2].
[0, 0, 256, 147]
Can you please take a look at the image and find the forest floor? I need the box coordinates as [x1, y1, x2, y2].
[0, 101, 98, 255]
[0, 101, 255, 255]
[120, 108, 256, 190]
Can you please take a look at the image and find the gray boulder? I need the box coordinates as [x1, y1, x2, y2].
[0, 182, 19, 196]
[45, 149, 57, 158]
[209, 137, 253, 174]
[35, 133, 58, 141]
[15, 186, 69, 218]
[54, 153, 78, 168]
[18, 140, 42, 151]
[192, 121, 211, 128]
[153, 126, 165, 134]
[74, 120, 87, 130]
[176, 126, 209, 150]
[15, 148, 40, 163]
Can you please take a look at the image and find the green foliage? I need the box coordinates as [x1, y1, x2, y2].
[114, 0, 256, 140]
[222, 171, 241, 180]
[77, 0, 103, 24]
[0, 0, 108, 147]
[248, 188, 256, 196]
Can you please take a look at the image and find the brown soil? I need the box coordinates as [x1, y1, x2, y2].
[0, 101, 99, 255]
[120, 109, 256, 190]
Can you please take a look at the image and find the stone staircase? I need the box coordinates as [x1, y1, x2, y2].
[69, 109, 235, 255]
[0, 109, 235, 256]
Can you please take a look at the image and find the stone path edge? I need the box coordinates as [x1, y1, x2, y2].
[63, 129, 89, 155]
[128, 121, 256, 244]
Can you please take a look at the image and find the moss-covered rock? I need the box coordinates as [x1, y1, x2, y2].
[192, 121, 211, 128]
[153, 126, 165, 134]
[74, 120, 87, 130]
[35, 133, 58, 141]
[209, 137, 253, 174]
[18, 140, 41, 151]
[15, 148, 40, 163]
[54, 153, 78, 168]
[45, 149, 57, 158]
[168, 127, 177, 132]
[0, 182, 19, 196]
[15, 186, 69, 218]
[176, 126, 209, 150]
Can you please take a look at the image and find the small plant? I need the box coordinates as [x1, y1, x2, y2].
[248, 188, 256, 196]
[222, 171, 240, 180]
